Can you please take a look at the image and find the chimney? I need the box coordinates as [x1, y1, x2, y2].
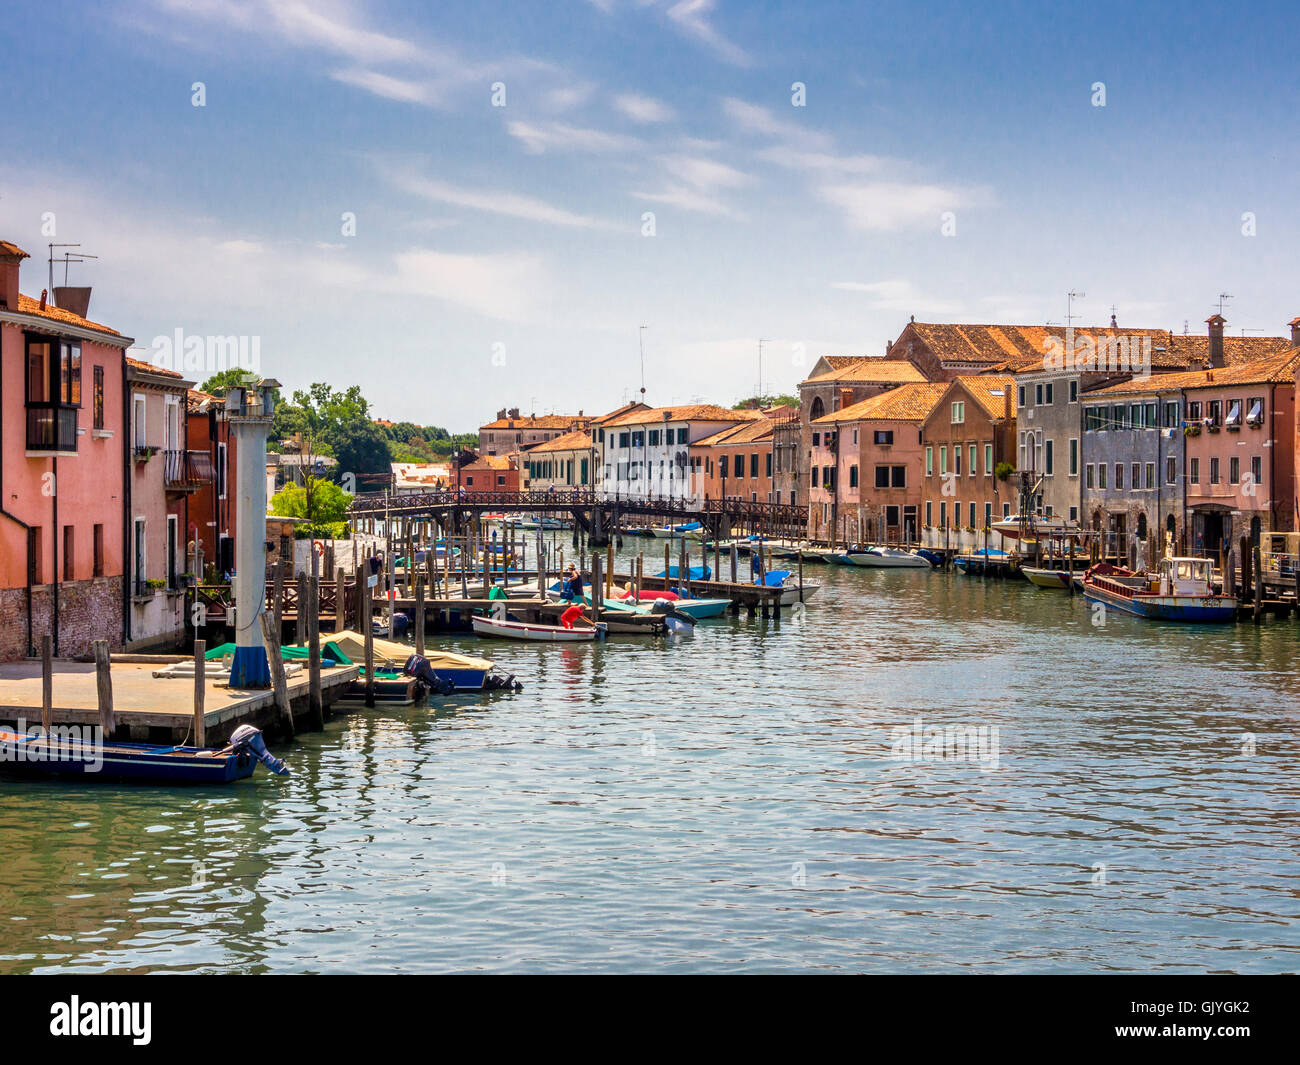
[496, 408, 507, 420]
[1290, 317, 1300, 346]
[838, 387, 853, 411]
[0, 241, 29, 311]
[885, 339, 893, 356]
[1206, 314, 1226, 368]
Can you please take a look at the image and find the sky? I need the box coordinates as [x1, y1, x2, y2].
[2, 0, 1298, 431]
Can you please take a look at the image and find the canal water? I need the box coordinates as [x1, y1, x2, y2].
[2, 548, 1297, 973]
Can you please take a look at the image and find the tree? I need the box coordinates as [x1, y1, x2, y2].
[733, 394, 798, 410]
[269, 477, 353, 539]
[200, 367, 264, 397]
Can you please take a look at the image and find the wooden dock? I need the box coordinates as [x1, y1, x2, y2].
[0, 657, 359, 746]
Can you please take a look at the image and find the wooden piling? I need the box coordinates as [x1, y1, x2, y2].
[1253, 545, 1263, 623]
[40, 634, 52, 734]
[192, 639, 205, 747]
[93, 639, 115, 738]
[259, 611, 294, 736]
[271, 560, 286, 641]
[414, 574, 426, 655]
[307, 572, 323, 728]
[363, 577, 375, 709]
[335, 566, 346, 632]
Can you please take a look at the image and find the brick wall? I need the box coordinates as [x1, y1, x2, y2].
[0, 578, 124, 661]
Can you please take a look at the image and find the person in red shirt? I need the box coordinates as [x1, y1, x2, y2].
[559, 603, 593, 629]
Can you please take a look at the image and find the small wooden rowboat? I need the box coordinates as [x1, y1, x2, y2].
[471, 615, 607, 642]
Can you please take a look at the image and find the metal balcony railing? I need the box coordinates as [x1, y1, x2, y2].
[164, 449, 215, 489]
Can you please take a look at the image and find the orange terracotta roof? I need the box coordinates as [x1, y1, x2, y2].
[15, 292, 121, 337]
[525, 428, 593, 452]
[462, 454, 515, 471]
[593, 401, 651, 424]
[813, 381, 948, 424]
[949, 375, 1017, 421]
[1087, 347, 1300, 396]
[479, 413, 589, 430]
[803, 357, 928, 386]
[600, 404, 762, 428]
[125, 355, 183, 379]
[0, 241, 30, 259]
[693, 419, 775, 447]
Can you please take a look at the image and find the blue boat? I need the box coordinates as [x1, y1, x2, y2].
[655, 564, 711, 581]
[0, 724, 288, 784]
[913, 548, 945, 568]
[954, 548, 1008, 575]
[1082, 557, 1237, 622]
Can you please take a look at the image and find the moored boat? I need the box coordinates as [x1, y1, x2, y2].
[1022, 566, 1072, 589]
[471, 615, 607, 641]
[847, 546, 930, 569]
[1081, 557, 1237, 622]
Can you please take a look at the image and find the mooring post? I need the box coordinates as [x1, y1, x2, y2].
[307, 572, 323, 728]
[335, 565, 346, 632]
[1253, 544, 1264, 623]
[592, 554, 603, 623]
[93, 639, 115, 739]
[259, 611, 294, 736]
[414, 574, 426, 655]
[192, 638, 205, 748]
[40, 633, 52, 735]
[363, 580, 375, 709]
[272, 560, 286, 642]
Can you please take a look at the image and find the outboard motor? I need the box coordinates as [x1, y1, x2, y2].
[403, 653, 456, 696]
[648, 597, 698, 630]
[224, 725, 290, 776]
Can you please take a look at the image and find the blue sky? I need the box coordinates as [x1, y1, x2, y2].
[2, 0, 1298, 430]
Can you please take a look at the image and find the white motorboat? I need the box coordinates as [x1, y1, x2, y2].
[846, 546, 930, 569]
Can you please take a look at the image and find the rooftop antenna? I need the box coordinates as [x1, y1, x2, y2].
[638, 325, 648, 399]
[1216, 293, 1233, 316]
[47, 243, 98, 297]
[1066, 290, 1086, 329]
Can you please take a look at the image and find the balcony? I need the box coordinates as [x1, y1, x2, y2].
[26, 404, 78, 454]
[164, 449, 215, 492]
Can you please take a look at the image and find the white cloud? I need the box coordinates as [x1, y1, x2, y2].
[722, 97, 830, 149]
[831, 279, 963, 316]
[665, 0, 751, 66]
[660, 153, 751, 190]
[756, 147, 887, 175]
[818, 182, 973, 232]
[330, 68, 436, 105]
[614, 93, 676, 123]
[632, 186, 746, 219]
[506, 120, 642, 154]
[387, 171, 622, 231]
[385, 249, 550, 322]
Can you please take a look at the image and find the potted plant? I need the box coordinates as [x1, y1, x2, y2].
[1183, 424, 1201, 436]
[145, 577, 167, 591]
[133, 444, 160, 462]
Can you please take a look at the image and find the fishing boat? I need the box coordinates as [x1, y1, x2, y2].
[471, 615, 607, 641]
[1082, 557, 1237, 622]
[755, 569, 820, 605]
[953, 548, 1009, 575]
[0, 723, 288, 784]
[326, 630, 520, 691]
[1022, 566, 1073, 589]
[650, 520, 705, 540]
[846, 546, 930, 569]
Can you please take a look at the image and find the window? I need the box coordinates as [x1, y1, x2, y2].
[1045, 440, 1054, 476]
[812, 432, 820, 447]
[1251, 455, 1262, 485]
[984, 502, 993, 529]
[1035, 384, 1043, 405]
[968, 445, 976, 476]
[874, 429, 894, 445]
[133, 517, 146, 595]
[1069, 506, 1078, 523]
[969, 501, 977, 527]
[1145, 463, 1155, 489]
[891, 466, 906, 488]
[1069, 380, 1078, 403]
[1086, 464, 1094, 489]
[765, 453, 772, 477]
[875, 465, 890, 489]
[1187, 400, 1202, 423]
[133, 394, 147, 449]
[1131, 463, 1139, 490]
[984, 444, 992, 474]
[734, 455, 744, 480]
[1245, 397, 1264, 426]
[217, 442, 228, 499]
[939, 501, 947, 528]
[1229, 457, 1239, 485]
[1209, 457, 1220, 484]
[1145, 402, 1157, 428]
[1098, 464, 1107, 489]
[1190, 458, 1199, 484]
[1069, 438, 1078, 476]
[1084, 407, 1101, 432]
[678, 428, 689, 445]
[925, 501, 933, 526]
[1115, 464, 1124, 490]
[1045, 382, 1054, 405]
[954, 448, 962, 476]
[93, 524, 104, 578]
[93, 366, 105, 430]
[1130, 404, 1142, 429]
[925, 446, 933, 476]
[619, 432, 630, 448]
[750, 453, 758, 478]
[1018, 385, 1026, 408]
[1207, 400, 1221, 426]
[1164, 400, 1179, 427]
[951, 401, 965, 424]
[167, 515, 178, 589]
[648, 429, 660, 446]
[1166, 458, 1176, 485]
[939, 447, 947, 475]
[853, 429, 859, 445]
[497, 475, 506, 486]
[1224, 400, 1241, 429]
[1002, 502, 1012, 518]
[63, 525, 74, 581]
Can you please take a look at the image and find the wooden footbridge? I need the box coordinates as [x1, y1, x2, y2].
[347, 488, 806, 545]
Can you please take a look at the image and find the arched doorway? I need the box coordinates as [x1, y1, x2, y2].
[1137, 512, 1148, 541]
[810, 396, 825, 422]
